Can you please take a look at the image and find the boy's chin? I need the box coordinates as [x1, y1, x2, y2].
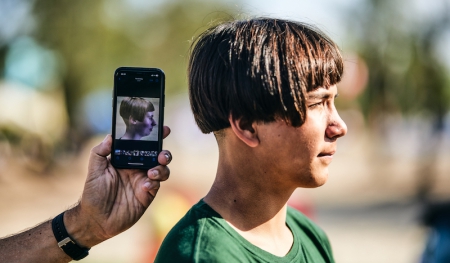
[299, 171, 329, 188]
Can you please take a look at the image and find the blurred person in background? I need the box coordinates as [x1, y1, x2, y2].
[118, 97, 157, 141]
[155, 18, 347, 262]
[0, 127, 172, 262]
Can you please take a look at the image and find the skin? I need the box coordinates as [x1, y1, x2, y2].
[0, 126, 172, 263]
[204, 85, 347, 256]
[122, 111, 157, 140]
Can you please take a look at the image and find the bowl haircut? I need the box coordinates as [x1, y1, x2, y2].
[188, 18, 344, 134]
[119, 97, 155, 125]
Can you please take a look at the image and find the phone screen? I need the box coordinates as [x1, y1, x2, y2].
[111, 67, 165, 169]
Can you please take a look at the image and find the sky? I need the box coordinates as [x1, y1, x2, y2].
[229, 0, 357, 43]
[124, 0, 358, 45]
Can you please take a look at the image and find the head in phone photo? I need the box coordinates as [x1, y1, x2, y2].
[119, 97, 157, 140]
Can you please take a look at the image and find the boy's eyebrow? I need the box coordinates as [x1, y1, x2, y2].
[307, 90, 337, 100]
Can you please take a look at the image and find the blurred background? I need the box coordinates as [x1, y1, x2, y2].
[0, 0, 450, 262]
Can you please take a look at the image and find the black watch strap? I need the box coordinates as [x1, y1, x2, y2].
[52, 212, 90, 261]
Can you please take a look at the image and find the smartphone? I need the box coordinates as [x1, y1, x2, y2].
[111, 67, 165, 169]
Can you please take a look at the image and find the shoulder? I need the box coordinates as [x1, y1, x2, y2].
[287, 206, 334, 262]
[287, 206, 327, 237]
[155, 200, 243, 263]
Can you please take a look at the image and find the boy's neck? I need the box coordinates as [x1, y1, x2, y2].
[203, 159, 296, 256]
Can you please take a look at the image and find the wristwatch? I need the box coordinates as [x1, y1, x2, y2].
[52, 212, 90, 261]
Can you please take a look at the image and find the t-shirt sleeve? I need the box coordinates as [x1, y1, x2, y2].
[154, 214, 198, 262]
[155, 217, 243, 263]
[154, 207, 233, 263]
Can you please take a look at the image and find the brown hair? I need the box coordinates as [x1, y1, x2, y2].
[188, 18, 343, 133]
[119, 97, 154, 125]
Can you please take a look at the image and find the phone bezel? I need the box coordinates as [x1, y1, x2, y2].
[110, 67, 165, 169]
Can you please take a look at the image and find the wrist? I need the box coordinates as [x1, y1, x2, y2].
[52, 212, 90, 261]
[63, 205, 105, 248]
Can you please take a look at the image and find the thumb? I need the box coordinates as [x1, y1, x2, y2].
[88, 135, 112, 174]
[92, 135, 113, 157]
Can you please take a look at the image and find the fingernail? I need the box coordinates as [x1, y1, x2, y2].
[164, 152, 172, 163]
[143, 182, 151, 190]
[150, 169, 159, 178]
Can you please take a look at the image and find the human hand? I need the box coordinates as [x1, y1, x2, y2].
[64, 126, 172, 248]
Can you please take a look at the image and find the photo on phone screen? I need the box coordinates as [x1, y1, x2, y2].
[115, 96, 160, 141]
[111, 67, 165, 169]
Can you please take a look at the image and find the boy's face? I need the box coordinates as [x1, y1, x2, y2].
[134, 111, 156, 137]
[255, 85, 347, 188]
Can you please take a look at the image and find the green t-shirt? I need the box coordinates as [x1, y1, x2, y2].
[155, 199, 334, 263]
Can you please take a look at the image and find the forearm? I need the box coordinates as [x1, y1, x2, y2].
[0, 206, 100, 263]
[0, 220, 71, 263]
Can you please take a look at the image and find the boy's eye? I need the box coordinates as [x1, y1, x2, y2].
[308, 102, 323, 108]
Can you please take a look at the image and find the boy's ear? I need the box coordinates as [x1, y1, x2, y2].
[128, 116, 136, 124]
[228, 115, 259, 147]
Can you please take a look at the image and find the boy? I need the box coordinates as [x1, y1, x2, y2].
[156, 18, 347, 262]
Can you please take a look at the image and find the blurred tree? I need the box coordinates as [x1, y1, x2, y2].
[345, 0, 450, 201]
[347, 0, 450, 121]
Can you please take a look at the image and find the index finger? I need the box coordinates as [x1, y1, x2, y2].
[162, 126, 171, 139]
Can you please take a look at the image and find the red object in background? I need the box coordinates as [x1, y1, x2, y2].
[288, 193, 316, 221]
